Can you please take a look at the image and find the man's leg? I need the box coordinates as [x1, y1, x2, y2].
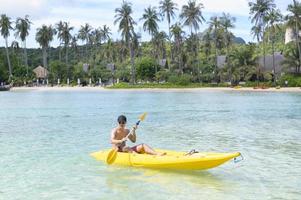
[135, 143, 165, 155]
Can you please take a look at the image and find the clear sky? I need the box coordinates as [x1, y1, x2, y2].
[0, 0, 290, 48]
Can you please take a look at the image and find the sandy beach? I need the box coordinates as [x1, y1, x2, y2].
[10, 86, 301, 92]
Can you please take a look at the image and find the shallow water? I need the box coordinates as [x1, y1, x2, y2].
[1, 90, 301, 200]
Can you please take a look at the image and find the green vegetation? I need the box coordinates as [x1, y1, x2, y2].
[1, 0, 301, 87]
[109, 82, 229, 89]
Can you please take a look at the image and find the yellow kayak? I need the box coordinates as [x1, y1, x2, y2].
[91, 149, 241, 170]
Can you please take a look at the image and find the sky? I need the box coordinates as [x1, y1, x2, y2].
[0, 0, 290, 48]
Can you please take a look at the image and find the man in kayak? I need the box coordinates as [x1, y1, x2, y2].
[110, 115, 165, 156]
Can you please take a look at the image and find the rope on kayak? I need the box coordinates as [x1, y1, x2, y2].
[234, 154, 244, 163]
[184, 149, 199, 156]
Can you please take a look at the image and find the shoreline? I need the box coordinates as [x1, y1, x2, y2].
[10, 86, 301, 92]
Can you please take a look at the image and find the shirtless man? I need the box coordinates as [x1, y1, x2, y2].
[110, 115, 165, 155]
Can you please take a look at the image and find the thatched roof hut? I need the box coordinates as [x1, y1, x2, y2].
[33, 66, 48, 79]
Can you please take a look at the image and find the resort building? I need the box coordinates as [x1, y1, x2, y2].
[217, 52, 288, 77]
[285, 28, 301, 44]
[33, 66, 48, 83]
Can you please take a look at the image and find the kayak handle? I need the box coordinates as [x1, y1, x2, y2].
[234, 154, 244, 163]
[184, 149, 199, 156]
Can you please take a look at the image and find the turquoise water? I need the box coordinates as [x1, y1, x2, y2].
[1, 90, 301, 200]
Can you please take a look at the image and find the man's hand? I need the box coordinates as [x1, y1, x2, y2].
[132, 125, 138, 130]
[120, 137, 127, 143]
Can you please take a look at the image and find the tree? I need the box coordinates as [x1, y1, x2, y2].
[282, 43, 301, 73]
[180, 0, 205, 35]
[15, 15, 32, 76]
[0, 14, 13, 81]
[141, 6, 160, 60]
[55, 21, 64, 61]
[35, 25, 55, 71]
[286, 0, 301, 73]
[208, 16, 222, 71]
[141, 6, 160, 37]
[100, 25, 112, 43]
[202, 31, 212, 61]
[249, 0, 276, 72]
[71, 35, 78, 62]
[57, 22, 73, 78]
[265, 9, 282, 83]
[78, 23, 92, 59]
[220, 13, 236, 80]
[114, 1, 137, 83]
[171, 23, 185, 73]
[136, 57, 157, 81]
[180, 0, 205, 82]
[159, 0, 178, 65]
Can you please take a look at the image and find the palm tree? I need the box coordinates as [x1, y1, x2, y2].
[55, 21, 64, 61]
[249, 0, 276, 72]
[180, 0, 205, 35]
[208, 16, 222, 76]
[11, 40, 20, 67]
[140, 6, 160, 60]
[152, 31, 168, 72]
[114, 1, 137, 83]
[78, 23, 92, 59]
[15, 15, 32, 75]
[171, 23, 185, 73]
[265, 9, 282, 83]
[220, 13, 235, 59]
[282, 43, 301, 73]
[251, 25, 263, 83]
[220, 13, 236, 81]
[71, 35, 78, 62]
[286, 0, 301, 73]
[141, 6, 160, 37]
[180, 0, 205, 81]
[202, 31, 212, 61]
[101, 25, 112, 43]
[35, 25, 55, 71]
[0, 14, 13, 81]
[159, 0, 178, 65]
[104, 38, 115, 62]
[58, 22, 73, 78]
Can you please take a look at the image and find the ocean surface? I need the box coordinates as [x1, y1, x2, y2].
[1, 89, 301, 200]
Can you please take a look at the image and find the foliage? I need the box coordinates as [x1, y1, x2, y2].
[168, 74, 192, 85]
[90, 63, 112, 82]
[136, 57, 157, 81]
[278, 74, 301, 87]
[1, 0, 301, 88]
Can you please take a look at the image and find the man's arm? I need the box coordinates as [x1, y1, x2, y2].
[110, 129, 125, 144]
[127, 126, 137, 143]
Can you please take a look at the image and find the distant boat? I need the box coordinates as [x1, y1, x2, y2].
[0, 85, 11, 91]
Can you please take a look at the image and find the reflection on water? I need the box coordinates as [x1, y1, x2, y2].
[0, 90, 301, 200]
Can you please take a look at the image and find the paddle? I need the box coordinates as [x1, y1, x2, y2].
[106, 113, 147, 165]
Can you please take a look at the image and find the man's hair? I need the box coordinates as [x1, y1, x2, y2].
[117, 115, 127, 123]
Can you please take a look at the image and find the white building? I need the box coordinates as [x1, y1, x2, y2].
[285, 28, 301, 44]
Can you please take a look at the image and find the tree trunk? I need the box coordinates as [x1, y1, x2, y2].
[262, 26, 266, 83]
[272, 36, 276, 86]
[295, 21, 301, 73]
[86, 38, 89, 62]
[23, 40, 29, 76]
[5, 37, 12, 82]
[58, 45, 62, 61]
[195, 32, 200, 83]
[168, 21, 173, 70]
[42, 47, 47, 70]
[129, 41, 135, 84]
[65, 45, 69, 79]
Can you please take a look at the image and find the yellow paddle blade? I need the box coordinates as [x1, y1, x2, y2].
[106, 148, 118, 165]
[139, 112, 147, 121]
